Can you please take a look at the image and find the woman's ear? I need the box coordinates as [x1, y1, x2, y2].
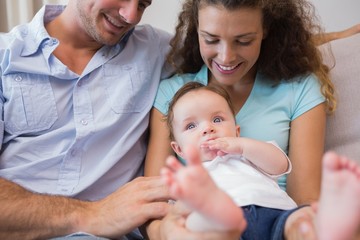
[171, 141, 184, 158]
[263, 29, 268, 39]
[262, 25, 268, 39]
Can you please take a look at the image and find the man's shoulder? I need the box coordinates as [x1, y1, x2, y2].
[0, 25, 27, 50]
[0, 6, 49, 50]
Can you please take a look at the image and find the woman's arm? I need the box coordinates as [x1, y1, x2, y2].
[144, 107, 173, 239]
[286, 103, 326, 205]
[144, 108, 174, 177]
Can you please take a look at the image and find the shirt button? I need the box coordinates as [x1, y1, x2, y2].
[77, 82, 82, 87]
[14, 76, 22, 82]
[80, 119, 88, 125]
[49, 38, 58, 46]
[71, 149, 77, 156]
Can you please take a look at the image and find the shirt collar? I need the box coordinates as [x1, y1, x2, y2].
[21, 5, 65, 56]
[21, 5, 134, 57]
[194, 64, 209, 84]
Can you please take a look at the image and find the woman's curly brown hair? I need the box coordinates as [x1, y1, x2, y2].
[167, 0, 336, 113]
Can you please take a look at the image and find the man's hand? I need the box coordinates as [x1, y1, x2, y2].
[85, 176, 171, 238]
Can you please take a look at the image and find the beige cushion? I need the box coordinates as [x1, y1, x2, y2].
[321, 34, 360, 162]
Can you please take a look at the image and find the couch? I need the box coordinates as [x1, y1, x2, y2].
[322, 33, 360, 163]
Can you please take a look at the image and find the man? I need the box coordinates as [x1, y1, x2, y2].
[0, 0, 173, 238]
[0, 1, 247, 239]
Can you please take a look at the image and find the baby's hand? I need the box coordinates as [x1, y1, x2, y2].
[201, 137, 244, 155]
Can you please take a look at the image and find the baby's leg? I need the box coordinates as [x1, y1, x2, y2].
[337, 24, 360, 39]
[284, 152, 360, 240]
[161, 147, 246, 232]
[315, 151, 360, 240]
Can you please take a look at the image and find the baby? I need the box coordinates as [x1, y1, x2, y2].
[161, 82, 360, 240]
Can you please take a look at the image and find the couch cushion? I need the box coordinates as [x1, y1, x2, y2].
[321, 33, 360, 162]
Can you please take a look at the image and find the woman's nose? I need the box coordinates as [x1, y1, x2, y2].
[218, 44, 236, 64]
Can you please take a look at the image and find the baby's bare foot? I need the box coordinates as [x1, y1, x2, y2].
[316, 152, 360, 240]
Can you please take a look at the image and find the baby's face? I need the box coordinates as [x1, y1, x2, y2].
[171, 89, 238, 161]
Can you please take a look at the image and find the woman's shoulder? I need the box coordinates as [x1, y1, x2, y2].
[256, 72, 321, 93]
[252, 73, 324, 116]
[155, 66, 208, 114]
[159, 65, 208, 90]
[287, 74, 323, 99]
[159, 73, 197, 89]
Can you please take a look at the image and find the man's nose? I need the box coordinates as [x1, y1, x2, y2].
[118, 1, 140, 24]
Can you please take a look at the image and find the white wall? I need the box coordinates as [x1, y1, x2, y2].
[141, 0, 360, 33]
[140, 0, 183, 33]
[0, 0, 70, 32]
[309, 0, 360, 32]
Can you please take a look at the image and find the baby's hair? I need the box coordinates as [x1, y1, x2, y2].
[166, 82, 236, 140]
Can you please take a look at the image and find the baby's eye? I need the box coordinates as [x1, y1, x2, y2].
[213, 117, 223, 123]
[186, 123, 196, 130]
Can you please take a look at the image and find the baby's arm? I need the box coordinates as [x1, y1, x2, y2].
[202, 137, 289, 175]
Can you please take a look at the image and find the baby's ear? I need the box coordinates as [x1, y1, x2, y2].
[236, 125, 240, 137]
[171, 141, 184, 157]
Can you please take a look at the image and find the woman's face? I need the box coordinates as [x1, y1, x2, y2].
[198, 5, 264, 86]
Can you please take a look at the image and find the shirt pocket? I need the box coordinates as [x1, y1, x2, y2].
[102, 62, 151, 114]
[3, 73, 58, 135]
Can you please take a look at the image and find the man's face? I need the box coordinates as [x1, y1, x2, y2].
[76, 0, 152, 45]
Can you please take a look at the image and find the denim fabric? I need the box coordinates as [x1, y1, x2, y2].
[50, 232, 109, 240]
[50, 230, 144, 240]
[240, 205, 302, 240]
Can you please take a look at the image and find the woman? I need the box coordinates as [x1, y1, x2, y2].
[145, 0, 336, 238]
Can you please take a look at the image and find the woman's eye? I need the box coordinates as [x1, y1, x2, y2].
[213, 117, 222, 123]
[238, 41, 252, 46]
[204, 39, 218, 44]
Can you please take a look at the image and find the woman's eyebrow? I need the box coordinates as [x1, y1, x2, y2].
[199, 30, 257, 38]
